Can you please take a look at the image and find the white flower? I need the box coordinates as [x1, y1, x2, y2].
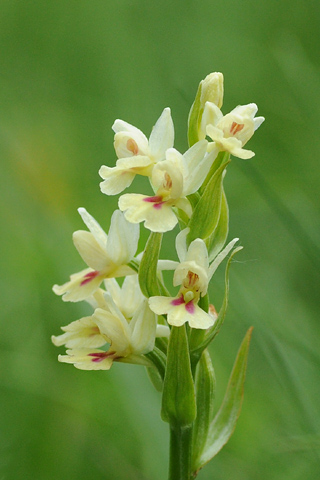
[56, 295, 169, 370]
[118, 140, 217, 232]
[99, 108, 174, 195]
[201, 102, 265, 159]
[149, 230, 239, 329]
[52, 209, 139, 302]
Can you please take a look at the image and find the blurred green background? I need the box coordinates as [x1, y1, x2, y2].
[1, 1, 320, 479]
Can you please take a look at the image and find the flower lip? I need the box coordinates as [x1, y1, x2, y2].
[143, 195, 164, 204]
[80, 270, 100, 286]
[88, 351, 118, 362]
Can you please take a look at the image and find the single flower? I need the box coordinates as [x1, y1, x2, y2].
[118, 140, 217, 232]
[52, 208, 139, 302]
[99, 108, 174, 195]
[201, 102, 265, 159]
[55, 295, 169, 370]
[149, 230, 239, 329]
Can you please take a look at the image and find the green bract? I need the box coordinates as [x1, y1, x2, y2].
[161, 326, 196, 427]
[187, 160, 229, 245]
[192, 327, 253, 474]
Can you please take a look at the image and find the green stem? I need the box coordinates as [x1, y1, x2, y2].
[169, 424, 193, 480]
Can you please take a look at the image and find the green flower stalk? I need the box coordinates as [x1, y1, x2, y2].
[52, 72, 264, 479]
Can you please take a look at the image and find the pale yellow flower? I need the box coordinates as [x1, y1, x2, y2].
[56, 295, 169, 370]
[202, 102, 264, 159]
[53, 209, 139, 302]
[119, 140, 217, 232]
[149, 230, 239, 329]
[99, 108, 174, 195]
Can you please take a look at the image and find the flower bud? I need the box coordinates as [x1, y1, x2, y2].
[200, 72, 224, 110]
[188, 72, 224, 146]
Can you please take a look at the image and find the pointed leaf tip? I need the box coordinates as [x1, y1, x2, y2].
[193, 327, 253, 473]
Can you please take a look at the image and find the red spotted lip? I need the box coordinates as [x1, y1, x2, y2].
[80, 270, 100, 286]
[171, 294, 195, 314]
[143, 195, 165, 210]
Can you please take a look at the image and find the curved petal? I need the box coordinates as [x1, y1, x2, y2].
[148, 107, 174, 160]
[77, 208, 108, 249]
[59, 349, 114, 370]
[186, 238, 209, 269]
[93, 308, 130, 354]
[166, 303, 189, 327]
[112, 120, 149, 154]
[51, 316, 106, 349]
[129, 300, 157, 354]
[106, 210, 139, 264]
[119, 194, 178, 233]
[99, 167, 136, 195]
[208, 237, 239, 278]
[144, 204, 178, 232]
[53, 268, 104, 302]
[175, 228, 189, 262]
[73, 230, 109, 271]
[148, 296, 174, 316]
[116, 155, 153, 171]
[183, 139, 208, 174]
[201, 102, 223, 132]
[188, 305, 215, 329]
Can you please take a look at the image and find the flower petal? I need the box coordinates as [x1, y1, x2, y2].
[129, 300, 157, 354]
[148, 296, 174, 316]
[148, 107, 174, 160]
[175, 228, 189, 262]
[72, 231, 109, 271]
[53, 268, 104, 302]
[59, 349, 114, 370]
[187, 305, 215, 329]
[51, 316, 106, 349]
[208, 237, 239, 277]
[99, 166, 136, 195]
[93, 308, 130, 354]
[106, 210, 139, 264]
[77, 208, 108, 249]
[119, 194, 178, 233]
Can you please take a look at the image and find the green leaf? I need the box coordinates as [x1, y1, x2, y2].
[206, 189, 229, 262]
[187, 161, 230, 245]
[200, 151, 230, 194]
[192, 350, 216, 469]
[146, 367, 163, 392]
[188, 81, 203, 147]
[193, 327, 253, 473]
[161, 326, 196, 427]
[186, 192, 201, 210]
[138, 232, 162, 297]
[190, 246, 243, 364]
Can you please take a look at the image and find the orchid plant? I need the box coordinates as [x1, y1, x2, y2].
[52, 72, 264, 480]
